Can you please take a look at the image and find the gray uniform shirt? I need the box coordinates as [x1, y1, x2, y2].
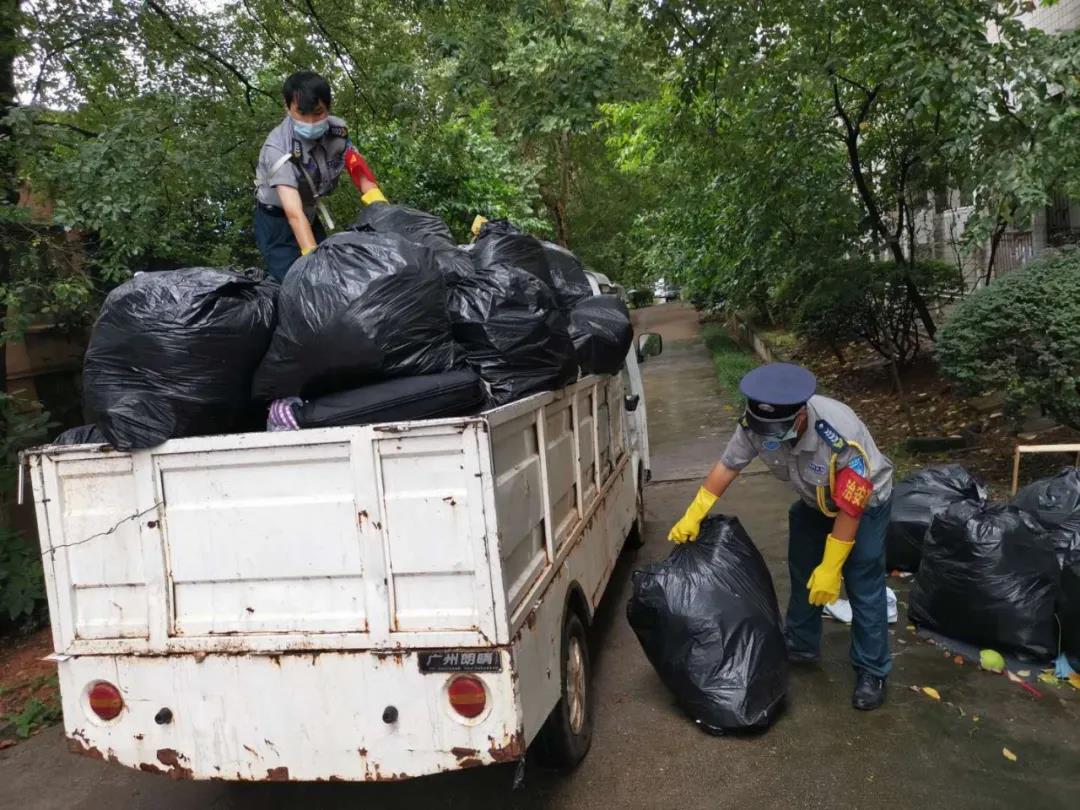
[720, 394, 894, 512]
[255, 114, 350, 210]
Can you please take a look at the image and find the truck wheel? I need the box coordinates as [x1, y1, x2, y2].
[535, 611, 593, 768]
[625, 470, 646, 550]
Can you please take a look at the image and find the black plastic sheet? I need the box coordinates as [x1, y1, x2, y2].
[627, 516, 788, 732]
[568, 295, 633, 375]
[909, 501, 1059, 660]
[447, 262, 577, 407]
[541, 241, 592, 310]
[83, 268, 278, 450]
[886, 465, 987, 572]
[472, 219, 554, 288]
[1011, 468, 1080, 567]
[1061, 562, 1080, 659]
[52, 425, 107, 446]
[252, 230, 455, 400]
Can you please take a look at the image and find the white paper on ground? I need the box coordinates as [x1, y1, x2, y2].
[823, 587, 898, 625]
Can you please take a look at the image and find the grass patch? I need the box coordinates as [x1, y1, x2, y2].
[701, 323, 759, 407]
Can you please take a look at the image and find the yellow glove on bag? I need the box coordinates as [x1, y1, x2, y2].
[806, 534, 855, 606]
[668, 487, 718, 543]
[361, 187, 389, 205]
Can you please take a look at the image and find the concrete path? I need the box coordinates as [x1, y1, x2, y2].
[2, 304, 1077, 809]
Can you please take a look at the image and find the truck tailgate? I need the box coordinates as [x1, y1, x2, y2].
[31, 421, 502, 654]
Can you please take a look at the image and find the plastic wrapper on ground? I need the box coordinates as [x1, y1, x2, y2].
[626, 515, 789, 732]
[447, 262, 577, 407]
[252, 230, 455, 400]
[886, 465, 987, 572]
[908, 500, 1059, 660]
[83, 267, 278, 450]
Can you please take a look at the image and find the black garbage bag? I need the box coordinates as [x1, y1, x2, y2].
[568, 295, 633, 375]
[627, 516, 788, 732]
[540, 241, 592, 310]
[886, 465, 987, 572]
[447, 262, 577, 407]
[83, 268, 278, 450]
[252, 230, 455, 400]
[1011, 468, 1080, 567]
[1061, 562, 1080, 659]
[909, 501, 1059, 660]
[53, 425, 108, 446]
[351, 203, 472, 287]
[472, 219, 554, 288]
[352, 203, 455, 249]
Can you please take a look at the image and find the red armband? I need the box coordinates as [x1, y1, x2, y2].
[834, 464, 873, 518]
[344, 146, 378, 188]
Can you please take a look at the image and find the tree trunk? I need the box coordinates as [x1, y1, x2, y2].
[984, 219, 1007, 287]
[0, 0, 20, 399]
[554, 131, 572, 247]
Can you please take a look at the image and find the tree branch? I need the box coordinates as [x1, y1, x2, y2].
[297, 0, 378, 117]
[34, 117, 98, 137]
[143, 0, 275, 108]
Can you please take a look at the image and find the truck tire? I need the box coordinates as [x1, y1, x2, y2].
[535, 611, 593, 768]
[625, 469, 646, 550]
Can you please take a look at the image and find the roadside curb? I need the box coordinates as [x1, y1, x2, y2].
[724, 312, 788, 363]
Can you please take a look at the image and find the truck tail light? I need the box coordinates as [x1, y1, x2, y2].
[88, 682, 124, 721]
[447, 675, 486, 719]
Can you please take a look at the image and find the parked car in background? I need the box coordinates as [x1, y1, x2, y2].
[653, 279, 681, 302]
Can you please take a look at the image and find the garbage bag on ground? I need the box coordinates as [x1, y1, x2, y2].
[540, 241, 592, 310]
[908, 500, 1059, 660]
[252, 230, 455, 400]
[1061, 561, 1080, 659]
[627, 515, 788, 732]
[448, 262, 577, 407]
[472, 219, 554, 288]
[297, 370, 486, 429]
[886, 465, 988, 572]
[568, 295, 633, 375]
[351, 204, 472, 286]
[83, 268, 278, 450]
[53, 425, 108, 446]
[1011, 468, 1080, 567]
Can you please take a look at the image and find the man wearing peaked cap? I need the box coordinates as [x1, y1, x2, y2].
[669, 363, 895, 710]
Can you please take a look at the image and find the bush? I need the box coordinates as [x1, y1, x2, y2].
[792, 259, 962, 367]
[937, 249, 1080, 429]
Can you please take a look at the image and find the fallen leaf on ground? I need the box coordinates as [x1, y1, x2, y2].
[0, 740, 16, 751]
[1017, 670, 1031, 678]
[1002, 747, 1017, 762]
[973, 716, 980, 723]
[1037, 671, 1058, 685]
[1006, 670, 1023, 684]
[906, 625, 916, 632]
[1068, 674, 1080, 690]
[922, 686, 942, 700]
[953, 655, 964, 665]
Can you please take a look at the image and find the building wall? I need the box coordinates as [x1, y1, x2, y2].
[1019, 0, 1080, 34]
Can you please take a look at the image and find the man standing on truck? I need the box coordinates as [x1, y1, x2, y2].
[254, 71, 388, 281]
[668, 363, 894, 711]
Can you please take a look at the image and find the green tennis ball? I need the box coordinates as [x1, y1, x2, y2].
[980, 649, 1005, 673]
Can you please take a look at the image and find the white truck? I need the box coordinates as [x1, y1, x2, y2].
[23, 326, 663, 782]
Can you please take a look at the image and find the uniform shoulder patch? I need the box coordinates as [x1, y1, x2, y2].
[328, 124, 348, 138]
[814, 419, 847, 453]
[845, 454, 867, 477]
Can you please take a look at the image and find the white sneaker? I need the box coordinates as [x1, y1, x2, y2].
[823, 587, 898, 625]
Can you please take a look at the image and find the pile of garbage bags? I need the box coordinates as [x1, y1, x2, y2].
[885, 465, 987, 572]
[72, 205, 633, 449]
[901, 464, 1080, 662]
[627, 516, 788, 732]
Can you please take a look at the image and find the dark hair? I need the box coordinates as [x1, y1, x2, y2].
[282, 71, 332, 113]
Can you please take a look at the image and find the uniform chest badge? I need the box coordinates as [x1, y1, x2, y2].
[807, 461, 827, 475]
[762, 439, 781, 451]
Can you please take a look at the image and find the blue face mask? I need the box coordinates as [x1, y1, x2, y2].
[292, 117, 329, 141]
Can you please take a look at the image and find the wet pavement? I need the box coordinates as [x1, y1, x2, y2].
[2, 303, 1077, 809]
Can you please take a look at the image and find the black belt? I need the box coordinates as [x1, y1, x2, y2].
[258, 203, 286, 218]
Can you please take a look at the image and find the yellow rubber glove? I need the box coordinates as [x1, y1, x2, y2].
[806, 534, 855, 606]
[668, 486, 718, 543]
[300, 245, 315, 256]
[361, 187, 388, 205]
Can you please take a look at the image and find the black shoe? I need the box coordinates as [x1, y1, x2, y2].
[852, 671, 887, 710]
[785, 640, 820, 664]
